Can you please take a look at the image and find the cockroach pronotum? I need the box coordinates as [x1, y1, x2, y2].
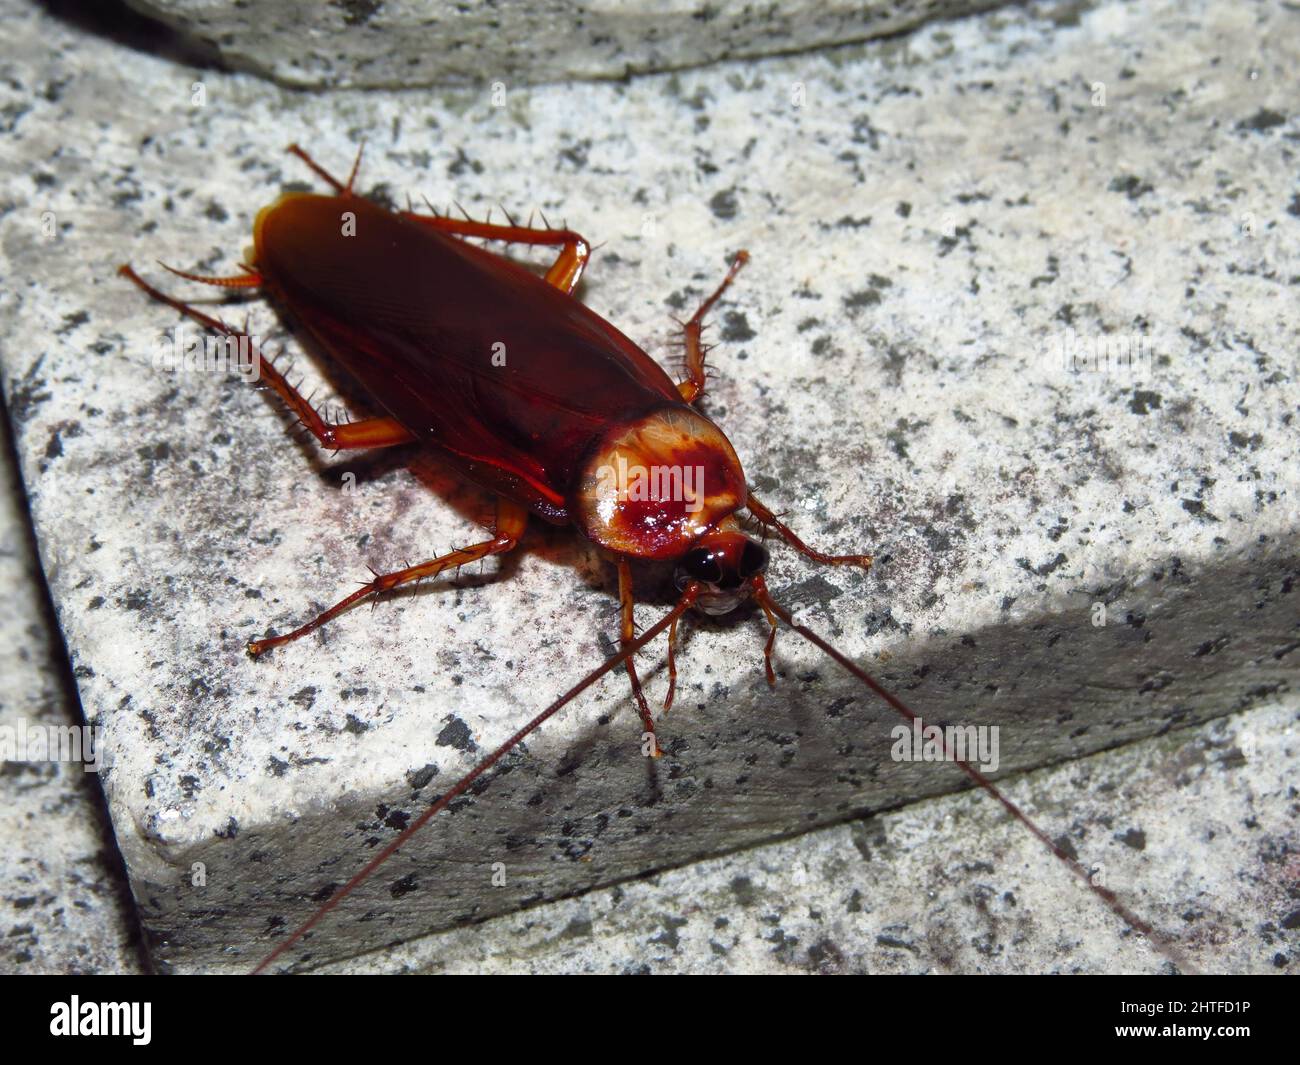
[119, 144, 1192, 975]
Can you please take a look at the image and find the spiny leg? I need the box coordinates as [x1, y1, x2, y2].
[677, 250, 749, 404]
[616, 559, 659, 753]
[289, 142, 590, 292]
[746, 492, 873, 569]
[119, 265, 415, 451]
[663, 613, 681, 712]
[403, 209, 591, 294]
[248, 498, 529, 657]
[751, 574, 779, 687]
[159, 261, 264, 288]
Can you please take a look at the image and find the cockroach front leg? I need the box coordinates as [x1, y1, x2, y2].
[616, 559, 660, 754]
[746, 493, 873, 569]
[750, 574, 780, 687]
[119, 266, 416, 451]
[663, 613, 681, 712]
[677, 251, 749, 404]
[247, 498, 528, 657]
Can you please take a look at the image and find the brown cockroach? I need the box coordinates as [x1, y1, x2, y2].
[119, 144, 1193, 975]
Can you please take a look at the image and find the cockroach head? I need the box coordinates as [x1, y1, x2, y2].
[674, 530, 769, 616]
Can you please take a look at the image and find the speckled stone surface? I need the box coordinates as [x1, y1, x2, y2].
[0, 407, 145, 974]
[323, 699, 1298, 974]
[5, 397, 1296, 975]
[122, 0, 1011, 89]
[1, 0, 1297, 973]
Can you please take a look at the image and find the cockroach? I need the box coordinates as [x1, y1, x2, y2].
[120, 144, 1192, 975]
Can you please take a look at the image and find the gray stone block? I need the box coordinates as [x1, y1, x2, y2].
[319, 700, 1300, 974]
[0, 0, 1295, 973]
[123, 0, 1012, 89]
[0, 387, 144, 974]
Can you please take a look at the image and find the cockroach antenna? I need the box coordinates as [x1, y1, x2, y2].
[251, 579, 1193, 975]
[751, 581, 1198, 976]
[250, 585, 702, 975]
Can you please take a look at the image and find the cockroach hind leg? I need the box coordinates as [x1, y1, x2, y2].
[245, 499, 527, 657]
[746, 491, 873, 570]
[402, 208, 591, 295]
[344, 140, 365, 195]
[286, 143, 357, 196]
[157, 260, 264, 288]
[121, 262, 418, 454]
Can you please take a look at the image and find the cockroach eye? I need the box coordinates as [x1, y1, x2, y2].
[679, 547, 724, 585]
[739, 539, 769, 578]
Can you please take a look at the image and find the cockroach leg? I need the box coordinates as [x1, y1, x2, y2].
[310, 416, 413, 450]
[404, 208, 591, 294]
[343, 142, 365, 195]
[663, 614, 680, 712]
[751, 573, 779, 687]
[677, 250, 749, 404]
[158, 261, 263, 288]
[247, 497, 529, 658]
[286, 142, 364, 197]
[616, 558, 660, 751]
[119, 265, 416, 452]
[745, 492, 873, 569]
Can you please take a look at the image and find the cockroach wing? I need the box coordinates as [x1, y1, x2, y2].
[255, 194, 682, 522]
